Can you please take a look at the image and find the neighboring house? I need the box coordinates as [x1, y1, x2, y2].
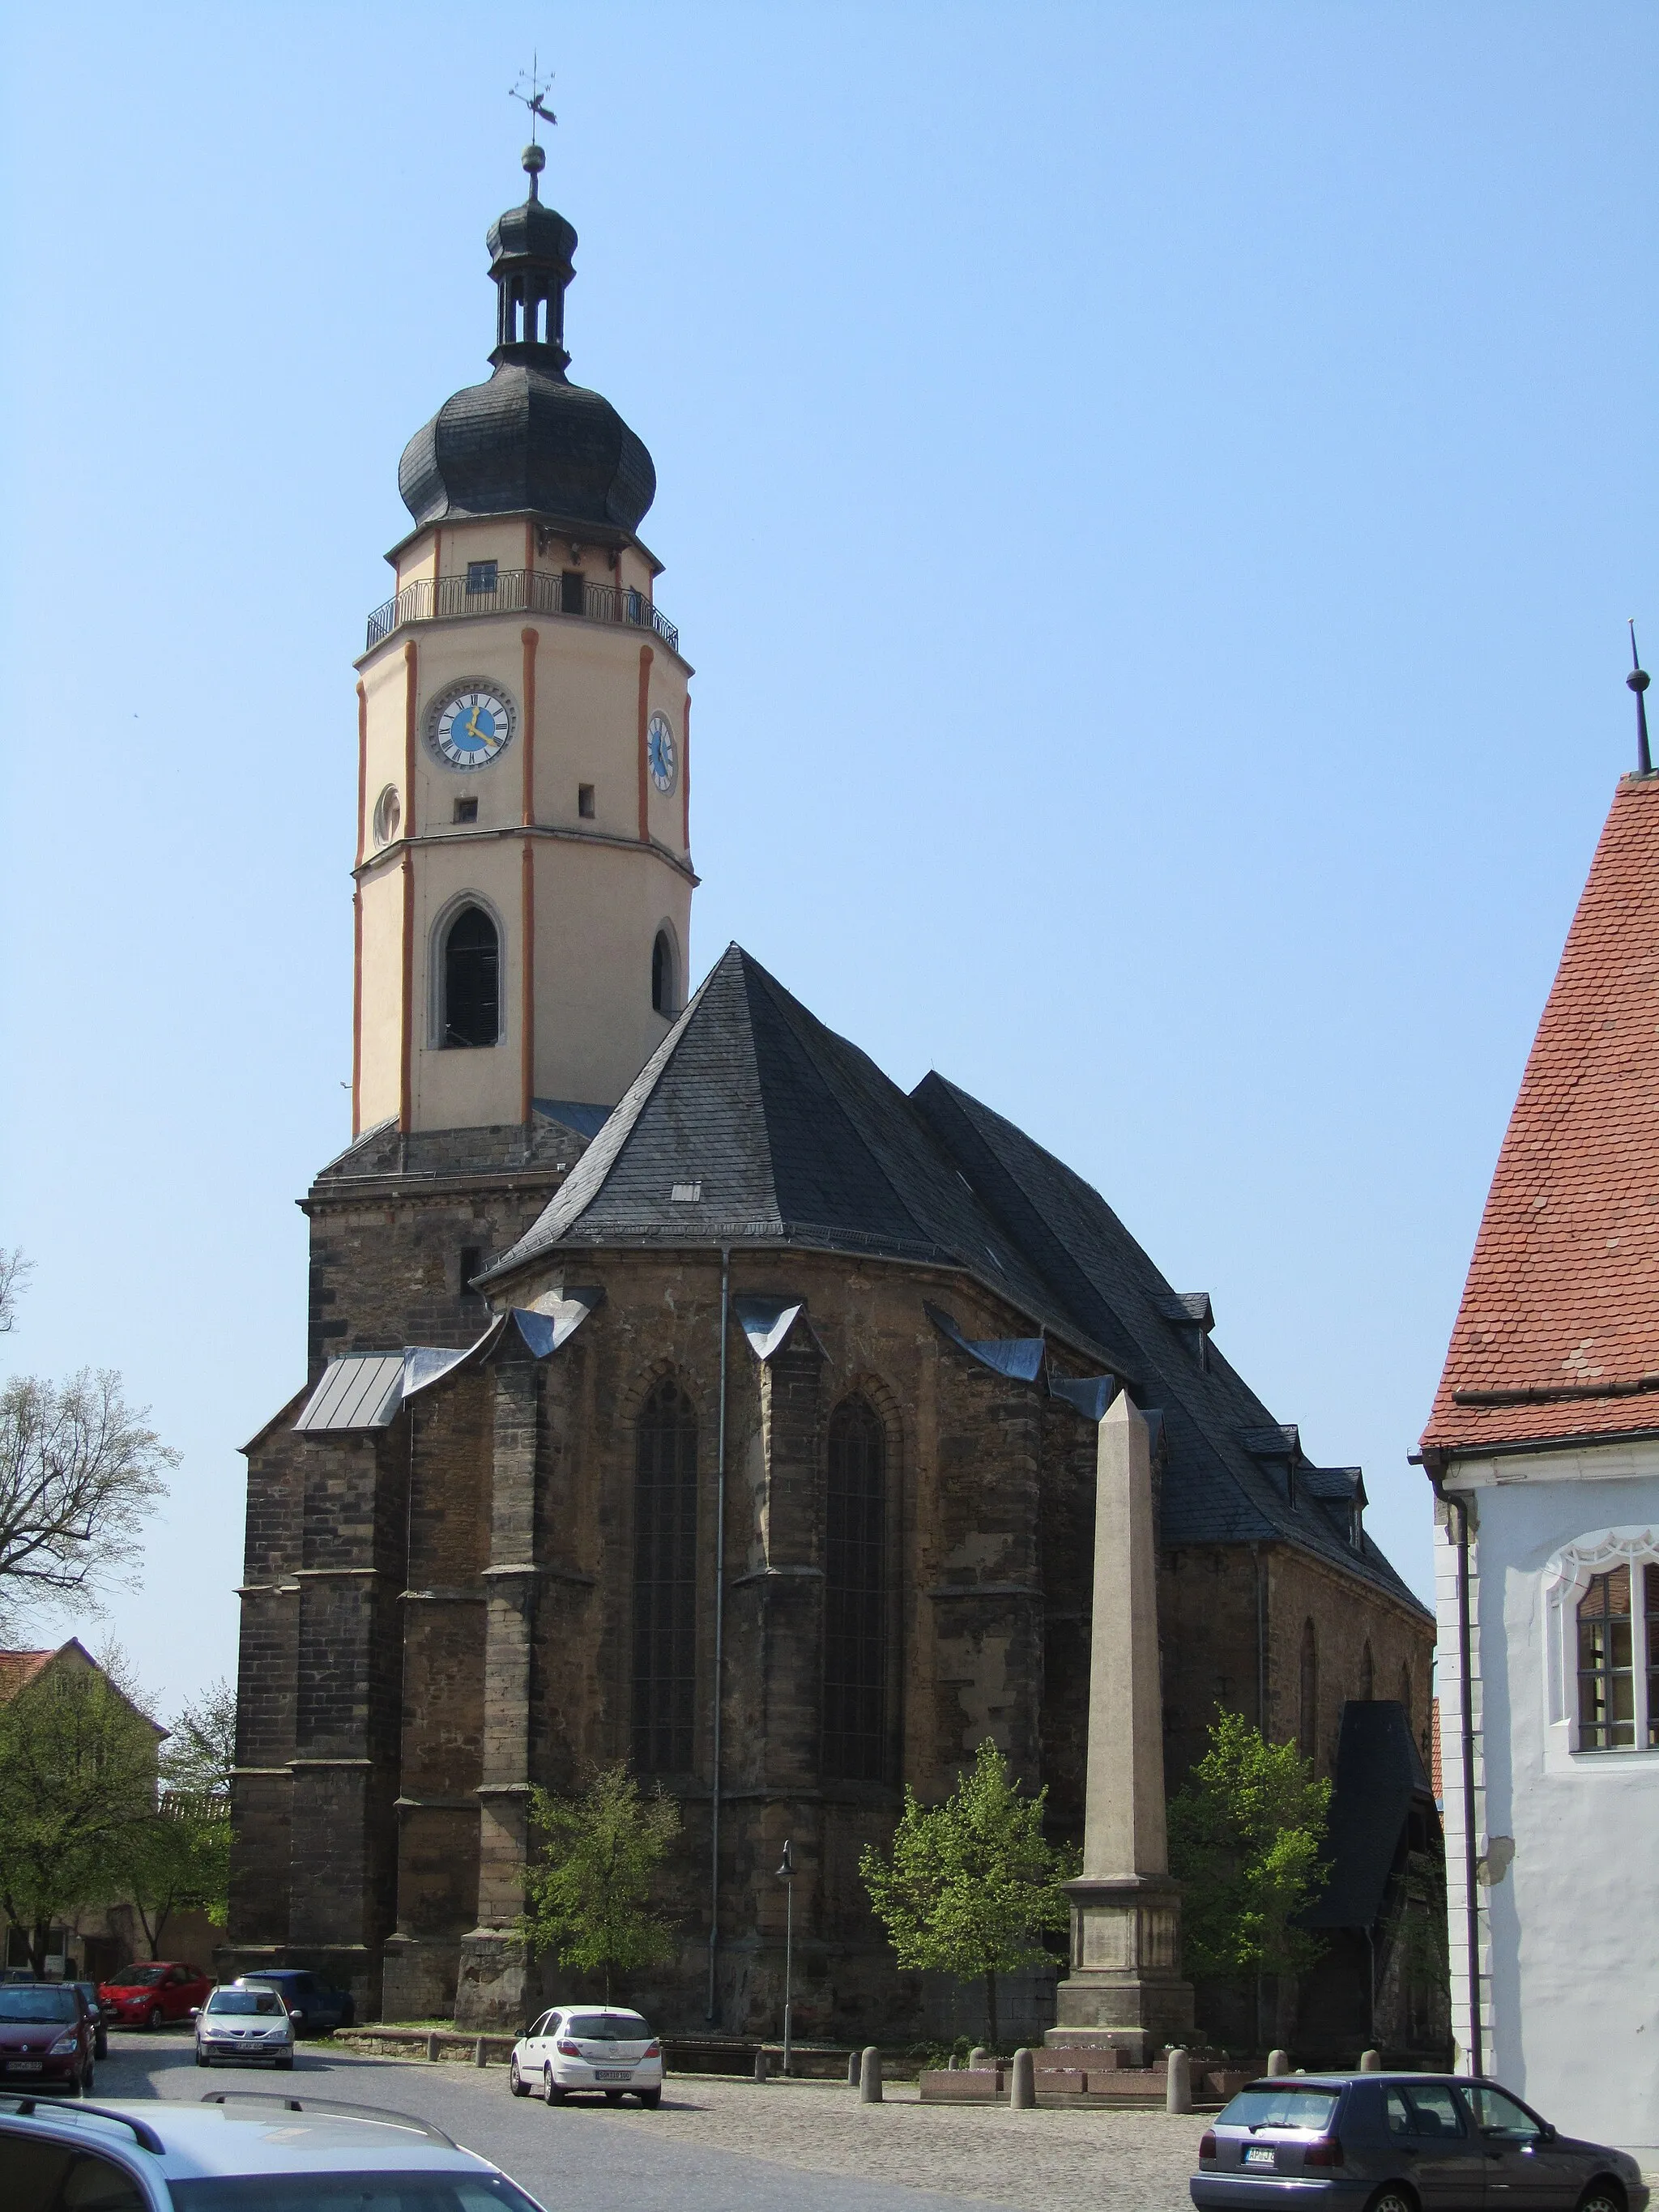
[0, 1640, 222, 1981]
[1419, 757, 1659, 2150]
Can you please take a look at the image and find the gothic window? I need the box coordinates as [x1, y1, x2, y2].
[1358, 1640, 1374, 1703]
[823, 1394, 886, 1781]
[1578, 1566, 1636, 1750]
[632, 1377, 698, 1774]
[651, 931, 676, 1017]
[1298, 1618, 1318, 1758]
[442, 905, 499, 1048]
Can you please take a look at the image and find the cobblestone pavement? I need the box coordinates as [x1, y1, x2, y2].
[100, 2031, 1203, 2212]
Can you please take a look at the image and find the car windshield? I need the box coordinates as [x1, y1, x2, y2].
[169, 2176, 544, 2212]
[208, 1990, 284, 2015]
[1219, 2088, 1341, 2130]
[120, 1966, 169, 1987]
[0, 1987, 78, 2021]
[564, 2013, 649, 2042]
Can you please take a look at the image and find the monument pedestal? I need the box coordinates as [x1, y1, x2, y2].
[1049, 1874, 1194, 2067]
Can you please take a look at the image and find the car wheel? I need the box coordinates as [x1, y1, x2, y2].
[276, 2054, 295, 2072]
[543, 2065, 564, 2106]
[510, 2057, 529, 2097]
[147, 2005, 163, 2031]
[1364, 2191, 1418, 2212]
[1576, 2188, 1626, 2212]
[638, 2090, 661, 2110]
[603, 2091, 623, 2104]
[196, 2050, 209, 2066]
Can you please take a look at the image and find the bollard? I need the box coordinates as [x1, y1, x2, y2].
[1010, 2048, 1035, 2110]
[426, 2031, 441, 2062]
[1267, 2048, 1290, 2078]
[475, 2036, 488, 2068]
[755, 2047, 771, 2082]
[970, 2046, 992, 2072]
[859, 2046, 882, 2103]
[1359, 2049, 1381, 2073]
[848, 2049, 862, 2086]
[1166, 2048, 1192, 2114]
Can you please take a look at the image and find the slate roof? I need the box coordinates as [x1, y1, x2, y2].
[1422, 773, 1659, 1457]
[1306, 1699, 1435, 1929]
[490, 943, 1427, 1614]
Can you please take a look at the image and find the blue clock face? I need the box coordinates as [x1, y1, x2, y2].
[646, 711, 677, 793]
[428, 683, 515, 769]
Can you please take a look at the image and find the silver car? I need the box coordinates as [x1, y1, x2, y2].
[193, 1984, 296, 2068]
[0, 2088, 548, 2212]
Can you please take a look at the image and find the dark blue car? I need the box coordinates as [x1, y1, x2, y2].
[232, 1969, 355, 2037]
[1192, 2073, 1645, 2212]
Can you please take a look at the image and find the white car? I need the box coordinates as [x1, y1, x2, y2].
[194, 1984, 296, 2068]
[0, 2089, 548, 2212]
[509, 2006, 663, 2107]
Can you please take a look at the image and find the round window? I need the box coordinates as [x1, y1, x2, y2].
[372, 785, 402, 846]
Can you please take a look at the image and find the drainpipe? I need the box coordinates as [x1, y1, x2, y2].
[706, 1244, 731, 2022]
[1429, 1462, 1482, 2078]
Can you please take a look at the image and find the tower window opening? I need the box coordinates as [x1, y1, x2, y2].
[371, 785, 401, 848]
[632, 1376, 698, 1773]
[442, 905, 500, 1049]
[578, 783, 595, 820]
[459, 1245, 484, 1299]
[651, 931, 676, 1017]
[466, 560, 498, 596]
[1299, 1617, 1318, 1759]
[824, 1395, 887, 1781]
[454, 797, 478, 825]
[560, 569, 585, 616]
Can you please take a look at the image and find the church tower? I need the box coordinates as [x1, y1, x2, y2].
[353, 140, 693, 1138]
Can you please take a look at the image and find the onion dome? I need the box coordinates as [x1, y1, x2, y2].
[398, 146, 655, 537]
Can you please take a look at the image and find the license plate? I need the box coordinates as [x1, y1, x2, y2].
[1243, 2146, 1276, 2167]
[595, 2069, 630, 2082]
[6, 2061, 45, 2073]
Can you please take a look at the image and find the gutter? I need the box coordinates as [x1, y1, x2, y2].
[1426, 1454, 1482, 2078]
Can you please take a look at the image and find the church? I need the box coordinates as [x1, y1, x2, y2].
[225, 143, 1437, 2049]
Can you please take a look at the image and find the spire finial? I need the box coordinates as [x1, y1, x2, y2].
[510, 54, 558, 200]
[1629, 620, 1652, 776]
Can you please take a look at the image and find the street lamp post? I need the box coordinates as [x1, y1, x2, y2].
[776, 1839, 794, 2076]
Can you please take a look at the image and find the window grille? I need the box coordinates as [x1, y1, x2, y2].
[466, 560, 498, 595]
[1577, 1565, 1636, 1750]
[823, 1395, 886, 1781]
[632, 1377, 698, 1773]
[442, 906, 499, 1048]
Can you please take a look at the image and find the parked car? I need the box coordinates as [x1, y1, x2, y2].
[194, 1984, 295, 2069]
[96, 1962, 213, 2031]
[509, 2006, 663, 2107]
[1191, 2072, 1648, 2212]
[0, 2086, 551, 2212]
[232, 1970, 355, 2036]
[0, 1981, 99, 2096]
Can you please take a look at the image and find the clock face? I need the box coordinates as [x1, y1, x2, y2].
[646, 711, 677, 794]
[428, 683, 516, 769]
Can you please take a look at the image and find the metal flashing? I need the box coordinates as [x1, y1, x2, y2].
[1050, 1373, 1119, 1422]
[925, 1303, 1046, 1384]
[732, 1296, 808, 1362]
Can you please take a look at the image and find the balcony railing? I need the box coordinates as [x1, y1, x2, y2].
[366, 569, 680, 656]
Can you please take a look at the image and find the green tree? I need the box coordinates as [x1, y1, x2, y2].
[0, 1655, 160, 1971]
[125, 1799, 231, 1956]
[1166, 1709, 1333, 1981]
[859, 1737, 1077, 2053]
[519, 1764, 681, 2001]
[160, 1679, 237, 1798]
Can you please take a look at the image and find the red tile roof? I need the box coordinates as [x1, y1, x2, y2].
[1423, 773, 1659, 1455]
[0, 1649, 56, 1701]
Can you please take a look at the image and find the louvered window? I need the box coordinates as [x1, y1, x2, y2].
[632, 1378, 698, 1772]
[823, 1396, 886, 1781]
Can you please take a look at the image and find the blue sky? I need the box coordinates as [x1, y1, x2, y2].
[2, 4, 1655, 1720]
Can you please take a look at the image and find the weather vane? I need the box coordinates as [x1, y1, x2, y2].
[510, 53, 558, 144]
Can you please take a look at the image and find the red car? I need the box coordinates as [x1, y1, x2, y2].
[96, 1959, 213, 2029]
[0, 1980, 98, 2094]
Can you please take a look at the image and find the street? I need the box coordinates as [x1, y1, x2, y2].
[91, 2027, 1204, 2212]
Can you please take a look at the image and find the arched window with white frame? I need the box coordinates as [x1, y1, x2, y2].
[440, 902, 500, 1048]
[1542, 1527, 1659, 1757]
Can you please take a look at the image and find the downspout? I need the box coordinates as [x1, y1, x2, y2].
[706, 1244, 731, 2022]
[1430, 1461, 1482, 2078]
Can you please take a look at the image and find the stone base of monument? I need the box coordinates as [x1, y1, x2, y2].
[1047, 1873, 1196, 2069]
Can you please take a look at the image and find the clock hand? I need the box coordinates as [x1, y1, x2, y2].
[463, 706, 484, 742]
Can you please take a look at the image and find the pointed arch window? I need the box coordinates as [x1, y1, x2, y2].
[824, 1394, 887, 1782]
[632, 1376, 698, 1773]
[1298, 1618, 1318, 1759]
[651, 930, 676, 1017]
[442, 905, 500, 1048]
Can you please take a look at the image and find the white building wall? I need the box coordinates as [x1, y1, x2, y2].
[1435, 1446, 1659, 2152]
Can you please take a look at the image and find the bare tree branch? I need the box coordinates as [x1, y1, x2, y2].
[0, 1248, 32, 1334]
[0, 1370, 177, 1636]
